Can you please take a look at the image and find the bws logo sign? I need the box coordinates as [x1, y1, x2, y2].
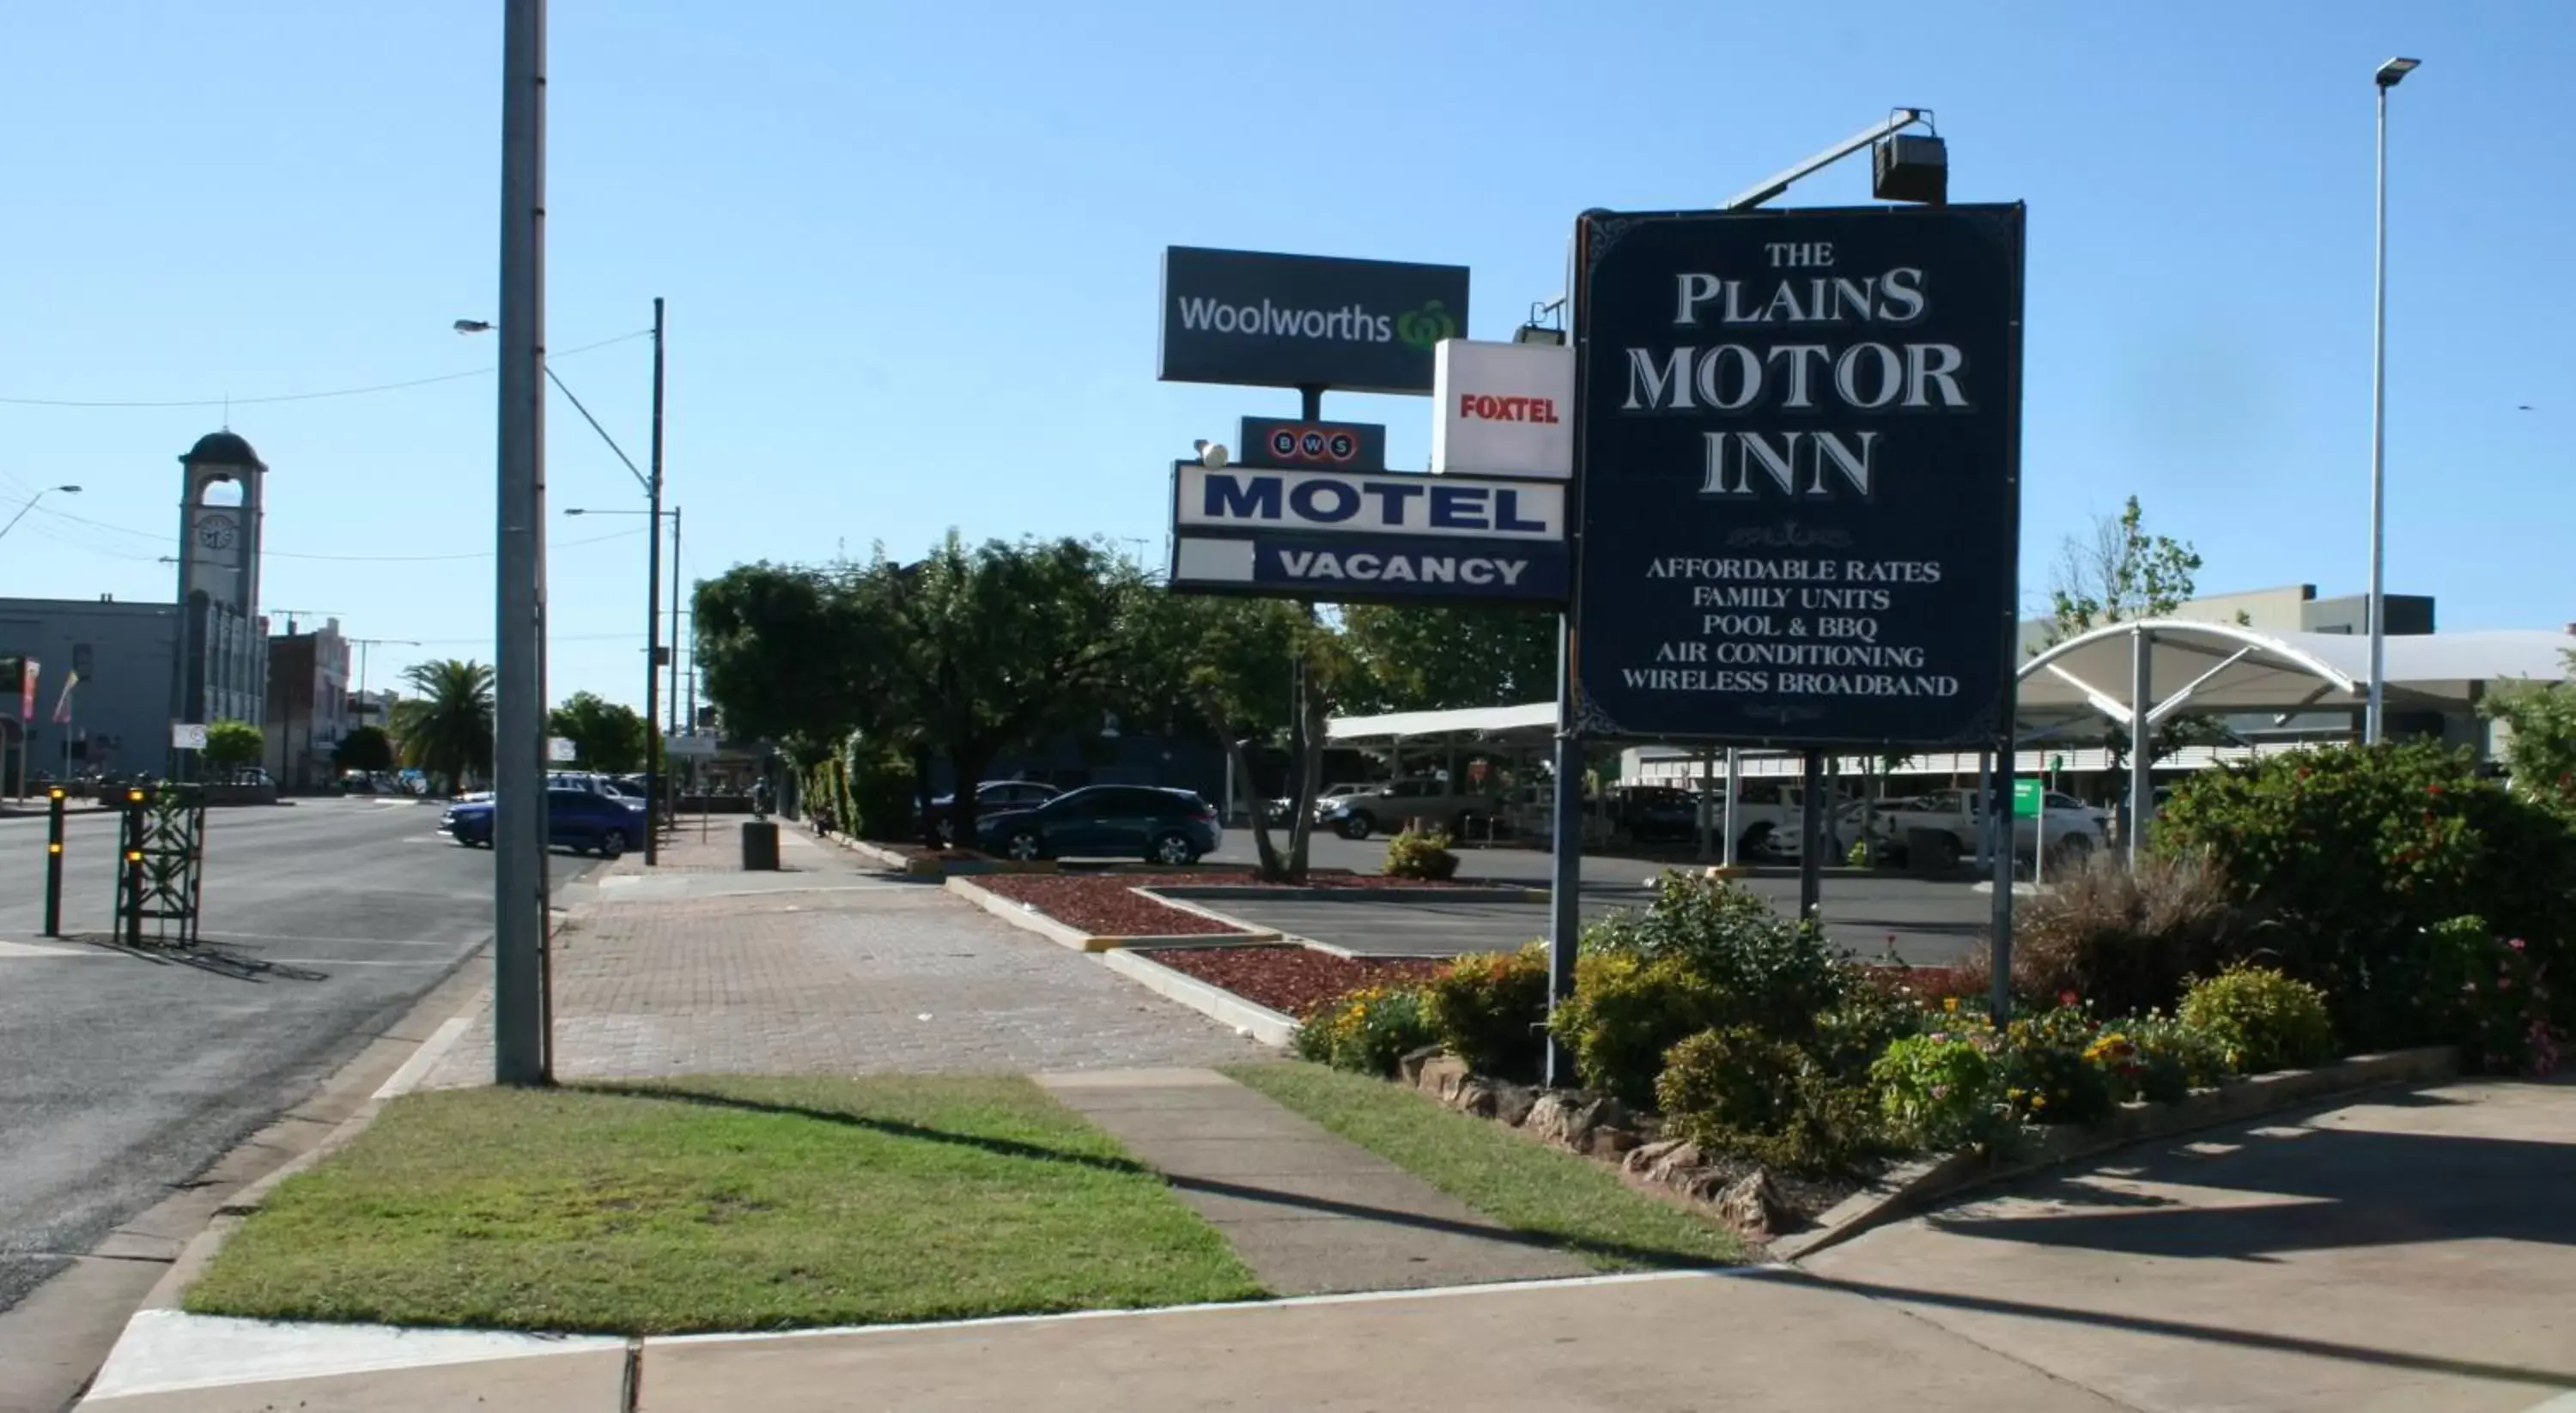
[1271, 425, 1359, 464]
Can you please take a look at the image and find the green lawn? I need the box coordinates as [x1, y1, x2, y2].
[1222, 1063, 1742, 1271]
[185, 1076, 1264, 1335]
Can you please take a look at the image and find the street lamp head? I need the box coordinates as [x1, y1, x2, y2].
[564, 507, 587, 517]
[55, 484, 81, 494]
[2375, 56, 2421, 88]
[453, 318, 495, 334]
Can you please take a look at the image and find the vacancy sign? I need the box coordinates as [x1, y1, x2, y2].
[1431, 339, 1575, 479]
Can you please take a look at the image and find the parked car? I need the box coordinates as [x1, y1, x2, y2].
[548, 771, 646, 809]
[926, 779, 1063, 840]
[974, 785, 1221, 864]
[440, 785, 650, 858]
[1867, 787, 2106, 868]
[1676, 780, 1868, 861]
[1261, 780, 1370, 826]
[1317, 778, 1499, 840]
[1606, 785, 1704, 844]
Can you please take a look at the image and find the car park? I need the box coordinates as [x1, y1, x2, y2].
[974, 785, 1220, 864]
[440, 785, 651, 858]
[1317, 778, 1499, 840]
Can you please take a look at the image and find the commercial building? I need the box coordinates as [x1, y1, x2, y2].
[0, 432, 271, 782]
[264, 617, 352, 790]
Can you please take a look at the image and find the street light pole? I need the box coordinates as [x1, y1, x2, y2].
[2366, 56, 2420, 746]
[646, 297, 665, 864]
[0, 485, 83, 544]
[492, 0, 550, 1087]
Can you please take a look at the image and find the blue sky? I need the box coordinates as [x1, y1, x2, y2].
[3, 1, 2567, 714]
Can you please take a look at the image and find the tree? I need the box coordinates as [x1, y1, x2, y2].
[333, 725, 395, 773]
[2046, 495, 2203, 644]
[549, 692, 650, 773]
[693, 562, 882, 749]
[866, 533, 1146, 845]
[1127, 593, 1340, 879]
[392, 659, 495, 795]
[203, 719, 263, 771]
[1340, 605, 1555, 712]
[2482, 651, 2576, 828]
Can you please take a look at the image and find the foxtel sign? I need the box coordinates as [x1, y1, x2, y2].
[1174, 465, 1564, 540]
[1431, 339, 1575, 480]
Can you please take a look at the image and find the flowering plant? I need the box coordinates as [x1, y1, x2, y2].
[1296, 985, 1436, 1076]
[1871, 1026, 2008, 1152]
[2428, 916, 2563, 1076]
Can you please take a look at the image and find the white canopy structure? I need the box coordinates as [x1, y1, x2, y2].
[1327, 701, 1558, 746]
[2014, 620, 2571, 734]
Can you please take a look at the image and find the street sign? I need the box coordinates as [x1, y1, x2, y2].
[2012, 778, 2043, 818]
[664, 734, 718, 758]
[1169, 530, 1569, 604]
[1569, 203, 2026, 746]
[548, 737, 578, 763]
[1432, 339, 1575, 479]
[172, 723, 209, 750]
[1158, 246, 1469, 395]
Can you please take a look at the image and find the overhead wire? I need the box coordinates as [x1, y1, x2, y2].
[0, 329, 651, 409]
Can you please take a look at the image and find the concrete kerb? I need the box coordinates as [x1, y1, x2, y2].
[940, 874, 1278, 954]
[1098, 949, 1300, 1047]
[1770, 1045, 2463, 1263]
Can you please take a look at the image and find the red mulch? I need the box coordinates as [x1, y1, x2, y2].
[1148, 945, 1450, 1018]
[975, 875, 1251, 937]
[975, 870, 1489, 938]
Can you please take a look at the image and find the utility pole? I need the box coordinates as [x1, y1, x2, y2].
[492, 0, 550, 1086]
[645, 297, 665, 864]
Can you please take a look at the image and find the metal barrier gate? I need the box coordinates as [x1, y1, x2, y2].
[112, 784, 206, 948]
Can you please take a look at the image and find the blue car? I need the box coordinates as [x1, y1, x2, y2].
[973, 785, 1221, 865]
[441, 786, 649, 858]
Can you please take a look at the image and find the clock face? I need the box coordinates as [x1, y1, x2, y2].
[195, 513, 239, 552]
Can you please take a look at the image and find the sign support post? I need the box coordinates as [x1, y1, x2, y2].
[1798, 749, 1825, 921]
[1544, 616, 1582, 1089]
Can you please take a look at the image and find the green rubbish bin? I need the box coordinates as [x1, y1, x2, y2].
[740, 819, 780, 871]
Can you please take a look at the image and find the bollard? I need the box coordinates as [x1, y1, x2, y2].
[42, 786, 65, 937]
[739, 818, 780, 871]
[120, 785, 149, 949]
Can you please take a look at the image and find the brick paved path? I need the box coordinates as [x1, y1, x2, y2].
[429, 823, 1270, 1084]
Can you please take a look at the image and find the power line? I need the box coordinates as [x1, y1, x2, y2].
[0, 329, 650, 409]
[7, 504, 642, 562]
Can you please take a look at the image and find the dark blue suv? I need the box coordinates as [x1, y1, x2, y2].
[974, 785, 1221, 865]
[441, 786, 649, 858]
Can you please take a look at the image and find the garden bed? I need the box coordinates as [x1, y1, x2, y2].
[975, 870, 1490, 938]
[1147, 945, 1450, 1018]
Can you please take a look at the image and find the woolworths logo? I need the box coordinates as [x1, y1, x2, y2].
[1174, 296, 1457, 349]
[1394, 300, 1457, 350]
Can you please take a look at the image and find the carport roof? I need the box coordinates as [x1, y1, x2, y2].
[2014, 620, 2571, 731]
[1327, 701, 1558, 745]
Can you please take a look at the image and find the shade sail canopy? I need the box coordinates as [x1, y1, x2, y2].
[1327, 702, 1558, 745]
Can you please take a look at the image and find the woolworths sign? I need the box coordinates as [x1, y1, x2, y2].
[1157, 246, 1468, 396]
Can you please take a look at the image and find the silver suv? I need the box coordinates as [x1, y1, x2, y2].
[1318, 778, 1498, 840]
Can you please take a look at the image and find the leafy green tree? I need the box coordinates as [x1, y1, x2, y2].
[1340, 605, 1554, 712]
[549, 691, 650, 773]
[202, 719, 264, 770]
[2046, 495, 2202, 644]
[1127, 594, 1342, 879]
[392, 659, 495, 795]
[2482, 651, 2576, 828]
[865, 533, 1146, 845]
[332, 725, 395, 773]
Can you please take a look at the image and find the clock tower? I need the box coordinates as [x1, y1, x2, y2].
[176, 431, 264, 617]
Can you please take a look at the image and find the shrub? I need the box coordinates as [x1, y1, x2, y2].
[2427, 915, 2563, 1076]
[2154, 741, 2576, 1049]
[1997, 1006, 2117, 1126]
[1295, 985, 1437, 1076]
[2116, 1010, 2229, 1101]
[1956, 852, 2241, 1016]
[1422, 944, 1549, 1079]
[2179, 965, 2335, 1075]
[1807, 987, 1928, 1086]
[1659, 1027, 1880, 1175]
[1383, 828, 1461, 881]
[1870, 1028, 2008, 1153]
[1583, 871, 1850, 1040]
[1547, 953, 1729, 1107]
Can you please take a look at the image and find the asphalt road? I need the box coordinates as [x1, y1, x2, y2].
[1206, 830, 1993, 964]
[0, 796, 598, 1316]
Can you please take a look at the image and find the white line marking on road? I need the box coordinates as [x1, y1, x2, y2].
[0, 938, 116, 958]
[2516, 1389, 2576, 1413]
[194, 931, 473, 949]
[262, 957, 447, 967]
[374, 1015, 475, 1100]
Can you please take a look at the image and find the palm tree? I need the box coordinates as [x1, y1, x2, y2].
[391, 659, 495, 795]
